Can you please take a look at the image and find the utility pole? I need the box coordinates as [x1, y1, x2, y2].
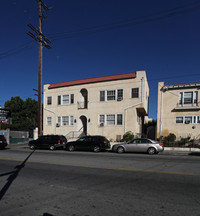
[27, 0, 51, 137]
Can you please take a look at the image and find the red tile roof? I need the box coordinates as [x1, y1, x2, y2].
[48, 72, 137, 89]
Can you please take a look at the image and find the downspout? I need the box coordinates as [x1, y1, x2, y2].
[124, 77, 144, 134]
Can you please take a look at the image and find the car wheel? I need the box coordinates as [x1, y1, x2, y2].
[68, 145, 75, 152]
[117, 146, 125, 153]
[30, 145, 35, 150]
[93, 145, 100, 152]
[49, 145, 55, 151]
[147, 147, 156, 155]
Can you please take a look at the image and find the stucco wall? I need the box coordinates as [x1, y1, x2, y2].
[43, 71, 149, 141]
[157, 82, 200, 139]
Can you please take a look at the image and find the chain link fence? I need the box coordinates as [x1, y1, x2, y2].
[0, 129, 29, 144]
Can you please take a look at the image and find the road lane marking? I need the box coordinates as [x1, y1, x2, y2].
[0, 157, 195, 176]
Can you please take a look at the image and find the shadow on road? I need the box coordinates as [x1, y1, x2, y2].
[0, 150, 35, 201]
[189, 152, 200, 156]
[43, 213, 55, 216]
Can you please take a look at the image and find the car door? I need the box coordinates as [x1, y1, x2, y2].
[37, 136, 47, 148]
[136, 139, 149, 152]
[125, 139, 139, 152]
[59, 136, 67, 148]
[82, 136, 92, 151]
[75, 137, 88, 150]
[48, 135, 56, 148]
[88, 136, 96, 151]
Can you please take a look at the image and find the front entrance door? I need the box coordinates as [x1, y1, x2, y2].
[80, 115, 87, 136]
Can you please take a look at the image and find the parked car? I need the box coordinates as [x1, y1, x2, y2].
[112, 138, 164, 154]
[0, 135, 8, 150]
[65, 136, 110, 152]
[29, 135, 67, 150]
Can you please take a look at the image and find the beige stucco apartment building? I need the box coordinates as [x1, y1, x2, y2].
[43, 70, 149, 141]
[157, 82, 200, 140]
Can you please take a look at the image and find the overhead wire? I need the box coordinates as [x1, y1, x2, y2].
[1, 0, 200, 59]
[0, 41, 35, 60]
[48, 0, 200, 41]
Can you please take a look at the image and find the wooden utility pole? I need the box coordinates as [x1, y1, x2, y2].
[38, 0, 42, 137]
[27, 0, 51, 137]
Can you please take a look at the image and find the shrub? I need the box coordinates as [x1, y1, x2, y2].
[163, 133, 176, 146]
[123, 131, 134, 142]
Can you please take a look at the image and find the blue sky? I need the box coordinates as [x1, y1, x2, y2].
[1, 0, 200, 120]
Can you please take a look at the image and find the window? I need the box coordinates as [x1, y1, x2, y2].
[184, 92, 193, 104]
[179, 92, 183, 105]
[131, 88, 139, 98]
[185, 116, 192, 124]
[176, 117, 183, 124]
[60, 115, 74, 126]
[99, 115, 105, 124]
[100, 89, 123, 102]
[62, 116, 69, 126]
[107, 90, 115, 101]
[176, 115, 200, 124]
[117, 89, 123, 101]
[99, 114, 123, 126]
[100, 91, 105, 102]
[179, 91, 198, 106]
[47, 117, 52, 126]
[47, 96, 52, 105]
[58, 94, 74, 105]
[71, 94, 74, 104]
[106, 114, 115, 125]
[58, 95, 61, 105]
[63, 95, 69, 105]
[70, 116, 74, 126]
[117, 114, 123, 125]
[57, 116, 61, 126]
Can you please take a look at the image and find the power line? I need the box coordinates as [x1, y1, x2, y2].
[0, 41, 34, 60]
[1, 1, 200, 59]
[48, 0, 200, 41]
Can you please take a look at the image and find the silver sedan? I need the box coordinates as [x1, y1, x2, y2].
[112, 138, 164, 154]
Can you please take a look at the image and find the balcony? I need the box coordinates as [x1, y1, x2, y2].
[77, 101, 88, 109]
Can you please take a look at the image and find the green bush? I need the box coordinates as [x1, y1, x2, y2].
[123, 131, 134, 142]
[163, 133, 176, 146]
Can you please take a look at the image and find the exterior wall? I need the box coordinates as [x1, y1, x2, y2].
[43, 71, 149, 141]
[157, 82, 200, 140]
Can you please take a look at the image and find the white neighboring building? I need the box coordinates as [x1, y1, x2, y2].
[157, 81, 200, 140]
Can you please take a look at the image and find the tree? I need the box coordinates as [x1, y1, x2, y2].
[4, 96, 38, 131]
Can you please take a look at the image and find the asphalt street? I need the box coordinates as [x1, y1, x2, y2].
[0, 146, 200, 216]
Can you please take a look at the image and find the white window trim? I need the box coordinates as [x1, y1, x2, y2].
[46, 116, 52, 126]
[47, 96, 52, 106]
[176, 115, 200, 124]
[179, 91, 198, 107]
[99, 114, 123, 126]
[58, 94, 74, 106]
[57, 116, 61, 126]
[60, 115, 74, 126]
[99, 89, 123, 102]
[130, 87, 140, 99]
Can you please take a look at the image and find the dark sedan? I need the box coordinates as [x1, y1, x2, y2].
[65, 135, 110, 152]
